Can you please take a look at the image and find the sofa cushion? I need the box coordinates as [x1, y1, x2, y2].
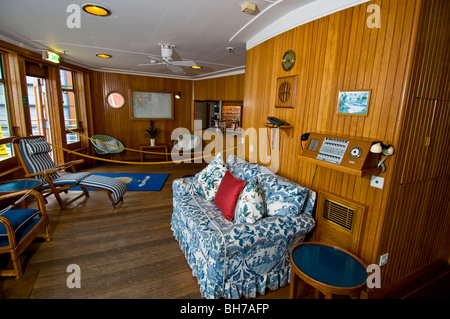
[234, 178, 265, 224]
[214, 170, 246, 221]
[226, 155, 259, 181]
[26, 140, 52, 155]
[195, 153, 227, 200]
[258, 173, 309, 217]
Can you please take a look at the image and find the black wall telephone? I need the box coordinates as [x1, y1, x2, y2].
[267, 116, 290, 127]
[301, 132, 310, 141]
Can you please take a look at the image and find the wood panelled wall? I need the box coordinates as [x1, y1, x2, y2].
[90, 72, 192, 160]
[193, 74, 245, 102]
[378, 0, 450, 286]
[89, 73, 245, 161]
[241, 0, 449, 289]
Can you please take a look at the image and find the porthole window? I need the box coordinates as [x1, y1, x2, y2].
[106, 92, 125, 109]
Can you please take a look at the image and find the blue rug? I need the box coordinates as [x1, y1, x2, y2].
[71, 173, 170, 191]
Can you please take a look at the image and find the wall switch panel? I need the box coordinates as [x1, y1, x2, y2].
[371, 175, 384, 189]
[379, 253, 389, 266]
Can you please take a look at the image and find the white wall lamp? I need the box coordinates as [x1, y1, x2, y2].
[370, 142, 394, 173]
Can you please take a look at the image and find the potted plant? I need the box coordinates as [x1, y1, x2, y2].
[145, 121, 160, 146]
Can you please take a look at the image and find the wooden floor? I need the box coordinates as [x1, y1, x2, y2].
[0, 162, 448, 299]
[0, 162, 208, 299]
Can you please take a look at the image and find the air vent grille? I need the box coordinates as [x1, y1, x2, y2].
[322, 198, 355, 231]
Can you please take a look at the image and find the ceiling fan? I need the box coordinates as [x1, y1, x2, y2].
[138, 43, 197, 71]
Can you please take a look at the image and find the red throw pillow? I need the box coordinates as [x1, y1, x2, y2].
[214, 170, 246, 221]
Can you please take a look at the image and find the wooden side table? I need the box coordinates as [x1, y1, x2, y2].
[0, 179, 43, 208]
[290, 242, 368, 299]
[139, 144, 169, 162]
[0, 179, 43, 194]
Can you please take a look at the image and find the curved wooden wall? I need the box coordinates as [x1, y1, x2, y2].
[378, 0, 450, 286]
[241, 0, 450, 289]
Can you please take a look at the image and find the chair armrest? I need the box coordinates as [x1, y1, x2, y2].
[0, 189, 48, 248]
[0, 216, 14, 233]
[24, 171, 47, 178]
[0, 189, 48, 217]
[0, 216, 16, 247]
[24, 159, 84, 177]
[196, 213, 315, 259]
[56, 159, 84, 168]
[25, 167, 64, 178]
[56, 159, 84, 172]
[172, 176, 203, 197]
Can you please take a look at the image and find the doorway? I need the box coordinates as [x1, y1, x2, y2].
[26, 75, 52, 154]
[194, 100, 222, 129]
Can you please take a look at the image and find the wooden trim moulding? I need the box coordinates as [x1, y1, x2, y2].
[364, 257, 449, 299]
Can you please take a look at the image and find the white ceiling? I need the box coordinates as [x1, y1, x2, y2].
[0, 0, 368, 80]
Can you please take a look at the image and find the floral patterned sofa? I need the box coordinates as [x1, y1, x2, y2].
[171, 154, 316, 299]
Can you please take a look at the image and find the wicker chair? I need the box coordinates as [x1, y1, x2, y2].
[0, 189, 51, 279]
[91, 135, 125, 161]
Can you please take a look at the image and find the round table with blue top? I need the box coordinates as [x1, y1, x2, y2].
[290, 242, 368, 299]
[0, 179, 43, 208]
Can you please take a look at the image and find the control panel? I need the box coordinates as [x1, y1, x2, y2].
[299, 133, 381, 176]
[316, 137, 350, 164]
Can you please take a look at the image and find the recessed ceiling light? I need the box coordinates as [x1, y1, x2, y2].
[191, 66, 202, 69]
[96, 53, 112, 59]
[82, 4, 111, 16]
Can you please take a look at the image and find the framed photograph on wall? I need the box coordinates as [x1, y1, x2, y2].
[131, 91, 174, 120]
[337, 90, 371, 116]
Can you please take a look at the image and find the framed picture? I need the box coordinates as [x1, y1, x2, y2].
[275, 75, 298, 108]
[337, 90, 371, 116]
[131, 91, 174, 120]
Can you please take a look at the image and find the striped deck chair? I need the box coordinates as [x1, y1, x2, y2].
[13, 136, 127, 209]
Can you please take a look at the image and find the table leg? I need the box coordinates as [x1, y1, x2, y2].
[315, 289, 322, 299]
[349, 291, 361, 299]
[324, 292, 333, 299]
[289, 271, 298, 299]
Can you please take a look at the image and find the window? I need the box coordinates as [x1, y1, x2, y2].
[60, 69, 79, 144]
[0, 54, 13, 161]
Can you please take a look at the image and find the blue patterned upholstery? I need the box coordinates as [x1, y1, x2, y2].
[171, 155, 316, 298]
[15, 136, 126, 207]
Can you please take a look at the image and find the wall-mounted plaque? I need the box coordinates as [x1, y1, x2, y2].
[275, 75, 297, 108]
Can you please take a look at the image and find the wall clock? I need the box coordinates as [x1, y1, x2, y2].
[281, 50, 295, 71]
